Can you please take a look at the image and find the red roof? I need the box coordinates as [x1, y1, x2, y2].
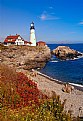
[27, 42, 32, 44]
[37, 41, 46, 44]
[24, 41, 28, 44]
[24, 41, 32, 44]
[6, 35, 19, 39]
[4, 35, 20, 43]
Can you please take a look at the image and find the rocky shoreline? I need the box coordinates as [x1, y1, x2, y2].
[0, 45, 51, 70]
[36, 71, 83, 91]
[28, 70, 83, 117]
[1, 44, 83, 70]
[0, 44, 83, 118]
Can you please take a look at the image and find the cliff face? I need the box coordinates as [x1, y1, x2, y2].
[52, 46, 83, 60]
[0, 45, 51, 70]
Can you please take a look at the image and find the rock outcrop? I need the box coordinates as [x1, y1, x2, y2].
[52, 46, 82, 60]
[62, 83, 74, 93]
[0, 45, 51, 70]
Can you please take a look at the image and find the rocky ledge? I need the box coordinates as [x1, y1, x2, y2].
[0, 45, 51, 70]
[52, 46, 83, 60]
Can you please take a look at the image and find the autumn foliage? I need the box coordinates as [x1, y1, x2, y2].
[0, 64, 78, 121]
[0, 64, 46, 109]
[16, 72, 46, 107]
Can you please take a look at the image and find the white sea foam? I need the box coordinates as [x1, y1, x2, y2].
[33, 68, 83, 90]
[50, 60, 58, 62]
[71, 56, 83, 60]
[69, 82, 83, 88]
[65, 55, 83, 61]
[38, 71, 83, 88]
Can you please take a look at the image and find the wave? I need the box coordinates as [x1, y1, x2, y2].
[36, 71, 63, 84]
[69, 82, 83, 91]
[77, 51, 83, 55]
[69, 82, 83, 88]
[71, 56, 83, 61]
[37, 71, 83, 90]
[50, 60, 59, 63]
[64, 55, 83, 61]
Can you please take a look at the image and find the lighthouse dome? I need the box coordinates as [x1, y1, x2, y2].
[31, 22, 34, 26]
[30, 22, 35, 30]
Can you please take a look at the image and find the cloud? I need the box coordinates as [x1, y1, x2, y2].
[39, 11, 60, 21]
[49, 6, 53, 9]
[79, 21, 83, 25]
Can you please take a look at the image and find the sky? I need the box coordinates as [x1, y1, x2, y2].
[0, 0, 83, 43]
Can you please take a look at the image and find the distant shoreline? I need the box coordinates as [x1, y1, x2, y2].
[47, 43, 83, 45]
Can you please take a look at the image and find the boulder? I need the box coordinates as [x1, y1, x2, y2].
[52, 46, 82, 60]
[62, 83, 74, 93]
[79, 107, 83, 117]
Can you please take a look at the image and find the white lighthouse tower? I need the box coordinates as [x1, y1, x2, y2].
[30, 22, 36, 46]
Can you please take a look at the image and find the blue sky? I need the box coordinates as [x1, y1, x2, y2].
[0, 0, 83, 43]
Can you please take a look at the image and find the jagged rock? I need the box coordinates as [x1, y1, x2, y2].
[52, 46, 82, 60]
[79, 107, 83, 117]
[0, 45, 51, 70]
[62, 83, 74, 93]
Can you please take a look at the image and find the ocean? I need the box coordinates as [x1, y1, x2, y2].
[40, 44, 83, 85]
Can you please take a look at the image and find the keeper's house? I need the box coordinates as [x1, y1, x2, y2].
[4, 34, 25, 46]
[37, 41, 46, 46]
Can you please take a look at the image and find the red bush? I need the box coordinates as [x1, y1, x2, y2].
[16, 72, 44, 106]
[0, 64, 47, 109]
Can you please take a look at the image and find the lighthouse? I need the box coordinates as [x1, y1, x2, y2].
[30, 22, 36, 46]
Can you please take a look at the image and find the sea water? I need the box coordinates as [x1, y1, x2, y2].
[40, 44, 83, 85]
